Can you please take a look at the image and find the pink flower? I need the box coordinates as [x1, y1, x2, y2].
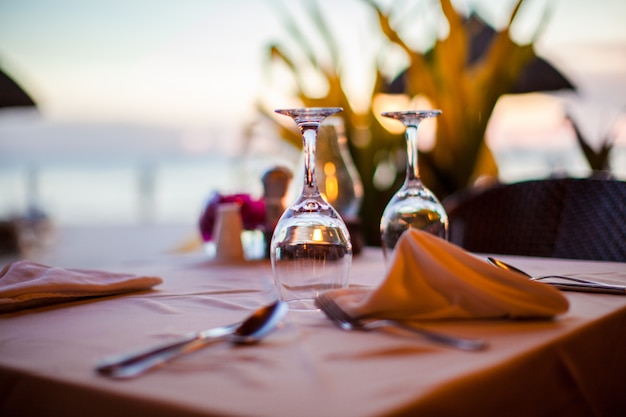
[199, 193, 266, 241]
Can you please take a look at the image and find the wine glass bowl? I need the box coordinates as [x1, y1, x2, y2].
[271, 108, 352, 310]
[379, 187, 448, 250]
[380, 110, 448, 261]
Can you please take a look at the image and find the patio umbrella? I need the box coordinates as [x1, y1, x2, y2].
[0, 66, 37, 109]
[467, 14, 575, 94]
[387, 13, 576, 94]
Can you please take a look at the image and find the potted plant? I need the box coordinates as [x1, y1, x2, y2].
[256, 0, 574, 245]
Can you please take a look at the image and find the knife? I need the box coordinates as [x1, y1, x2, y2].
[546, 281, 626, 295]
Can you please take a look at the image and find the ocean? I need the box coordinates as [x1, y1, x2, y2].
[2, 147, 624, 228]
[1, 116, 624, 227]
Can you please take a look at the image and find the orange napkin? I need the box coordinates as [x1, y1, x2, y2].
[0, 260, 162, 313]
[327, 229, 569, 320]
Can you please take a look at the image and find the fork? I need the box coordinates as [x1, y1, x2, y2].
[486, 257, 626, 294]
[315, 292, 488, 351]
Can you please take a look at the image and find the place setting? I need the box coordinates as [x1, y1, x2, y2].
[269, 109, 568, 307]
[2, 107, 623, 376]
[267, 106, 625, 359]
[1, 107, 625, 417]
[2, 0, 626, 414]
[2, 106, 624, 390]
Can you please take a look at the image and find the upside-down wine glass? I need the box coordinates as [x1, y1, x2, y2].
[380, 110, 448, 262]
[271, 108, 352, 310]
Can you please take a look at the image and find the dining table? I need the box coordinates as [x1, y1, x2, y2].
[1, 225, 626, 417]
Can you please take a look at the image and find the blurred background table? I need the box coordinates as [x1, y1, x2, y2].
[0, 224, 198, 269]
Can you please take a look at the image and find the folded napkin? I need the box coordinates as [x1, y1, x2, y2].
[0, 260, 163, 313]
[328, 229, 569, 320]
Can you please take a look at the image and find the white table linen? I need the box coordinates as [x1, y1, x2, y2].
[0, 260, 162, 313]
[1, 249, 625, 416]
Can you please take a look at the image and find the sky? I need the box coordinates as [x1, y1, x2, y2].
[0, 0, 625, 224]
[0, 0, 625, 144]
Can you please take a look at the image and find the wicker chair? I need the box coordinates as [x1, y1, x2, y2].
[444, 178, 626, 262]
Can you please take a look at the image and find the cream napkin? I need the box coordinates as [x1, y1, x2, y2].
[328, 229, 569, 320]
[0, 260, 163, 313]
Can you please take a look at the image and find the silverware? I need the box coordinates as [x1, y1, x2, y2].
[487, 257, 626, 295]
[96, 300, 288, 379]
[315, 292, 487, 351]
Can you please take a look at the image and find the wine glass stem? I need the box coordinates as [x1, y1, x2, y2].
[405, 124, 420, 184]
[302, 127, 320, 197]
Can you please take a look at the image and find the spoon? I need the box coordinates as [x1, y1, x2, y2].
[96, 300, 288, 379]
[487, 257, 626, 295]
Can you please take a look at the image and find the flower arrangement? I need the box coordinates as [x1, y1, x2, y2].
[198, 193, 266, 242]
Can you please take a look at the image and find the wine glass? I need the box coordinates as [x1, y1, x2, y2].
[271, 108, 353, 310]
[315, 116, 363, 219]
[380, 110, 448, 261]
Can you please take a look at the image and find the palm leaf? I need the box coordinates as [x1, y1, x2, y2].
[270, 0, 320, 69]
[305, 0, 340, 68]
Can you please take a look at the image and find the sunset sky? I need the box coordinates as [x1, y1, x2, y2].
[1, 0, 625, 148]
[0, 0, 625, 223]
